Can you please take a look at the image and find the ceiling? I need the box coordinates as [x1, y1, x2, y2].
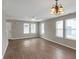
[3, 0, 76, 22]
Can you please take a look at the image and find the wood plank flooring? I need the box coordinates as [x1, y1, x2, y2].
[4, 38, 76, 59]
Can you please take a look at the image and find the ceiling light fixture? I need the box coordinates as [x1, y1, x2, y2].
[50, 0, 64, 15]
[32, 16, 37, 21]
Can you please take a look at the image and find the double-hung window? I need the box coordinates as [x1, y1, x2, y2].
[30, 24, 36, 33]
[24, 23, 29, 34]
[56, 18, 76, 40]
[41, 23, 45, 34]
[56, 20, 63, 37]
[24, 23, 36, 34]
[65, 19, 76, 39]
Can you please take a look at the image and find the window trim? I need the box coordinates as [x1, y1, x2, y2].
[56, 18, 76, 40]
[23, 23, 36, 34]
[30, 23, 36, 33]
[64, 19, 76, 40]
[41, 23, 45, 34]
[56, 20, 63, 38]
[24, 23, 30, 34]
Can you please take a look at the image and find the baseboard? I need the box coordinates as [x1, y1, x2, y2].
[3, 41, 9, 59]
[41, 37, 76, 50]
[9, 37, 40, 40]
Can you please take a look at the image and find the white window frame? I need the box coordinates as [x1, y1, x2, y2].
[56, 18, 76, 40]
[41, 23, 45, 34]
[24, 23, 30, 34]
[30, 23, 36, 33]
[56, 20, 63, 38]
[24, 23, 36, 34]
[65, 18, 76, 40]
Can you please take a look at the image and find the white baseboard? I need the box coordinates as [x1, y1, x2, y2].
[9, 37, 40, 40]
[3, 41, 9, 59]
[41, 37, 76, 50]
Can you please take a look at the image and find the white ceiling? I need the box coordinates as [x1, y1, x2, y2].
[3, 0, 76, 22]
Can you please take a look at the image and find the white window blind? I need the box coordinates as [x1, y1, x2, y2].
[65, 19, 76, 39]
[24, 23, 29, 34]
[31, 24, 36, 33]
[41, 23, 45, 34]
[56, 20, 63, 37]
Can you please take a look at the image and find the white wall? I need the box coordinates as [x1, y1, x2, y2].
[7, 20, 39, 39]
[2, 14, 8, 57]
[6, 22, 12, 39]
[39, 13, 76, 49]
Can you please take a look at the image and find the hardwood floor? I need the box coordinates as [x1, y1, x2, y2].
[4, 38, 76, 59]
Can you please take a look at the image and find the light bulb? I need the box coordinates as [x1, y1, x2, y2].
[59, 5, 64, 12]
[51, 7, 55, 12]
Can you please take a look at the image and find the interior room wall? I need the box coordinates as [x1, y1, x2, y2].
[2, 13, 8, 57]
[39, 12, 76, 49]
[6, 22, 12, 39]
[7, 20, 39, 39]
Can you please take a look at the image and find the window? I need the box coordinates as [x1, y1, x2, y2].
[65, 19, 76, 39]
[24, 23, 29, 34]
[24, 23, 36, 34]
[56, 20, 63, 37]
[31, 24, 36, 33]
[41, 23, 45, 34]
[56, 18, 76, 40]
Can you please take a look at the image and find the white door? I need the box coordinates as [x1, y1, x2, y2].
[6, 22, 12, 39]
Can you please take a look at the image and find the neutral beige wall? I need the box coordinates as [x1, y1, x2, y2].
[2, 14, 8, 57]
[39, 12, 76, 49]
[7, 20, 39, 39]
